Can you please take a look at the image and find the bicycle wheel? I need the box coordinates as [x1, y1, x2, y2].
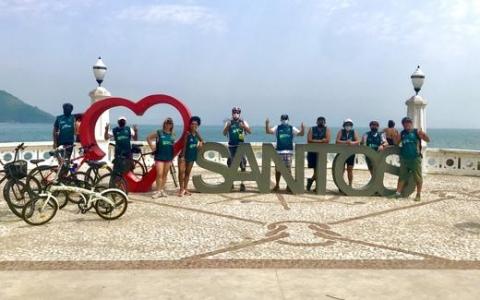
[52, 190, 69, 209]
[170, 164, 179, 188]
[85, 165, 112, 186]
[3, 179, 35, 218]
[26, 165, 58, 195]
[96, 173, 128, 194]
[66, 171, 91, 204]
[22, 194, 58, 226]
[131, 159, 146, 177]
[94, 189, 128, 220]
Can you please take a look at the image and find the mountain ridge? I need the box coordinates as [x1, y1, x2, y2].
[0, 90, 55, 123]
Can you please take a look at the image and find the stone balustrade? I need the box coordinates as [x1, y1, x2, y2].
[0, 141, 477, 176]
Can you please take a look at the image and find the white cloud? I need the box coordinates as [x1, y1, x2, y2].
[308, 0, 480, 56]
[116, 4, 226, 33]
[0, 0, 92, 16]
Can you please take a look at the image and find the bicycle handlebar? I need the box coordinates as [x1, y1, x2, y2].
[15, 142, 25, 151]
[49, 144, 75, 156]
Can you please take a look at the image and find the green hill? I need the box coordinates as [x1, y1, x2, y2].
[0, 90, 54, 123]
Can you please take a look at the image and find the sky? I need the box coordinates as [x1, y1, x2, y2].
[0, 0, 479, 128]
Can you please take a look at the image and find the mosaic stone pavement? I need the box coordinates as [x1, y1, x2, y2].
[0, 169, 479, 270]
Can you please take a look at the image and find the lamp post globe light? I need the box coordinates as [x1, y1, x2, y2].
[411, 65, 425, 95]
[89, 56, 111, 157]
[93, 57, 107, 86]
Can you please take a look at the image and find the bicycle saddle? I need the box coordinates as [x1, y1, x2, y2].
[86, 160, 107, 168]
[30, 159, 45, 164]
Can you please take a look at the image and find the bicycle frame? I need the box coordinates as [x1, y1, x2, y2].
[38, 185, 127, 210]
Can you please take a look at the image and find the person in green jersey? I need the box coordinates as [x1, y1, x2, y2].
[147, 118, 175, 198]
[266, 114, 304, 193]
[104, 116, 138, 177]
[392, 117, 430, 201]
[177, 116, 203, 197]
[53, 103, 75, 158]
[336, 118, 360, 187]
[361, 120, 387, 174]
[306, 116, 331, 191]
[53, 103, 76, 177]
[223, 106, 252, 192]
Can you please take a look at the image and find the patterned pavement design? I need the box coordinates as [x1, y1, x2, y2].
[1, 169, 479, 270]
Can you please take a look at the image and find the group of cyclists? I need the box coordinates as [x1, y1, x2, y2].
[53, 103, 430, 202]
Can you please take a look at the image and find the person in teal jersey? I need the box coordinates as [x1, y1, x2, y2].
[223, 107, 252, 192]
[361, 120, 387, 174]
[104, 116, 138, 177]
[177, 116, 204, 197]
[391, 117, 430, 201]
[336, 118, 360, 187]
[266, 114, 304, 193]
[306, 116, 331, 191]
[53, 103, 75, 159]
[147, 118, 175, 198]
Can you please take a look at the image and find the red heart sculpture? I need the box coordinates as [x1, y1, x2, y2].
[79, 94, 192, 192]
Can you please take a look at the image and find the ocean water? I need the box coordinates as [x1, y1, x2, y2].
[0, 123, 479, 150]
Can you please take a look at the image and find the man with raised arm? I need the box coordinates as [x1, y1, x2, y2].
[104, 116, 138, 178]
[392, 117, 430, 201]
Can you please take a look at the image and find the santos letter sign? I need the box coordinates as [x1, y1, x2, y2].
[192, 143, 415, 197]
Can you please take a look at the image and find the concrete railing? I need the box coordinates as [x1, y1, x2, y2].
[0, 141, 478, 176]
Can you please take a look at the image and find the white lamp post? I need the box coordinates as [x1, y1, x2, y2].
[405, 65, 428, 146]
[89, 56, 111, 160]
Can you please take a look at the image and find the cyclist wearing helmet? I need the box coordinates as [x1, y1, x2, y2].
[391, 117, 430, 201]
[306, 116, 331, 191]
[178, 116, 203, 197]
[361, 120, 387, 174]
[53, 103, 76, 159]
[223, 106, 252, 192]
[266, 114, 305, 193]
[336, 118, 360, 187]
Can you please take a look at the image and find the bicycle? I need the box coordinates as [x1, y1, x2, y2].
[26, 144, 118, 206]
[1, 143, 37, 218]
[129, 143, 178, 187]
[21, 146, 128, 226]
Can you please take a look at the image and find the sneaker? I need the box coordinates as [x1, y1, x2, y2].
[414, 194, 421, 202]
[306, 178, 313, 191]
[160, 190, 168, 198]
[152, 191, 161, 199]
[388, 192, 402, 199]
[240, 183, 246, 192]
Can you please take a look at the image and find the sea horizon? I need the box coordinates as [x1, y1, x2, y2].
[0, 122, 479, 150]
